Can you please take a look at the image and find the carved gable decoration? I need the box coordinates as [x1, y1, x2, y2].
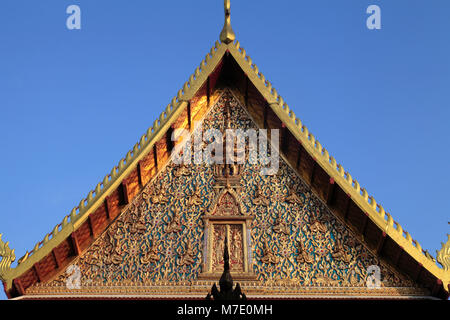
[211, 189, 244, 217]
[26, 91, 427, 298]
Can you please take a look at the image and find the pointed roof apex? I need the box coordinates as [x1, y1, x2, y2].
[220, 0, 236, 44]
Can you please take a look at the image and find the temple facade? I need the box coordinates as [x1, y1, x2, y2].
[1, 1, 449, 299]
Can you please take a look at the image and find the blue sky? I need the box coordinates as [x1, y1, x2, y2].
[0, 0, 449, 299]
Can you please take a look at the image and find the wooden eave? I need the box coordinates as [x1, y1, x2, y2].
[2, 40, 449, 299]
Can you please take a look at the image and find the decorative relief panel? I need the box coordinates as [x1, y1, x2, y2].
[28, 90, 425, 297]
[212, 192, 241, 216]
[209, 222, 246, 274]
[211, 224, 227, 272]
[229, 224, 244, 272]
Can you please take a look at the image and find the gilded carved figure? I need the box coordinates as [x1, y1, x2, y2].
[296, 240, 314, 264]
[174, 164, 191, 177]
[252, 185, 269, 206]
[166, 207, 183, 234]
[145, 184, 168, 205]
[229, 224, 244, 271]
[188, 181, 203, 206]
[178, 239, 195, 266]
[273, 215, 290, 235]
[260, 237, 280, 264]
[332, 238, 352, 264]
[141, 240, 161, 265]
[285, 187, 303, 205]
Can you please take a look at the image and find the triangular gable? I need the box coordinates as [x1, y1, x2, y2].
[1, 38, 449, 298]
[23, 91, 427, 298]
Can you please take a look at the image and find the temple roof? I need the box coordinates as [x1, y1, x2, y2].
[1, 1, 449, 299]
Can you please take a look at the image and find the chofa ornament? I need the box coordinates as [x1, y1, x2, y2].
[436, 234, 450, 271]
[0, 234, 15, 281]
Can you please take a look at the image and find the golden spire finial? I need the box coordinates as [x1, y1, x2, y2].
[220, 0, 236, 44]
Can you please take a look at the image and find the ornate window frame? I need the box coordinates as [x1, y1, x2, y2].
[198, 188, 256, 280]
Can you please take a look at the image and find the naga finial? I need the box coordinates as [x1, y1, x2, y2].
[436, 234, 450, 271]
[220, 0, 236, 44]
[0, 234, 16, 281]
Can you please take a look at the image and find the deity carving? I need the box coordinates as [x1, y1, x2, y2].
[229, 225, 244, 272]
[252, 185, 269, 206]
[145, 184, 168, 205]
[310, 215, 327, 234]
[141, 240, 160, 265]
[212, 94, 243, 188]
[272, 215, 290, 235]
[188, 181, 203, 206]
[285, 187, 303, 205]
[212, 225, 227, 271]
[166, 207, 183, 233]
[104, 228, 124, 265]
[296, 240, 314, 264]
[178, 239, 195, 266]
[332, 238, 352, 264]
[128, 205, 147, 234]
[174, 164, 191, 177]
[341, 259, 365, 286]
[260, 238, 280, 264]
